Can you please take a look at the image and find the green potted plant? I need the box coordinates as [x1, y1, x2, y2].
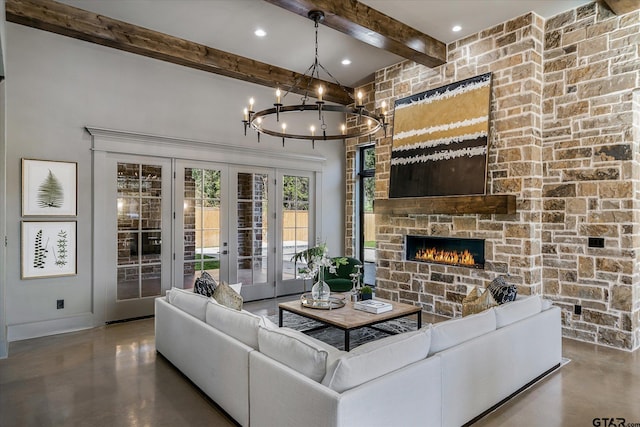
[360, 285, 373, 300]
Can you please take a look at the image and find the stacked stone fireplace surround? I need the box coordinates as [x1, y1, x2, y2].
[344, 2, 640, 351]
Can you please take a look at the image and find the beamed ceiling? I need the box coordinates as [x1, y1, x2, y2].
[5, 0, 637, 105]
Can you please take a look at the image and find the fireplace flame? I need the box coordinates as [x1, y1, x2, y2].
[415, 248, 476, 266]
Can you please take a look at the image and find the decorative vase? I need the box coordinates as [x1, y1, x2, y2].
[311, 268, 331, 301]
[360, 292, 372, 300]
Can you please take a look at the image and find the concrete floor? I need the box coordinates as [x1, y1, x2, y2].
[1, 298, 640, 426]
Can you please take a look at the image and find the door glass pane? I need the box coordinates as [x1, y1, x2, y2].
[282, 175, 310, 281]
[361, 146, 376, 286]
[116, 162, 163, 300]
[237, 173, 268, 286]
[183, 167, 221, 288]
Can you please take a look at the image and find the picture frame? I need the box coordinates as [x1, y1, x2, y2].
[22, 159, 77, 216]
[389, 73, 492, 198]
[21, 221, 77, 279]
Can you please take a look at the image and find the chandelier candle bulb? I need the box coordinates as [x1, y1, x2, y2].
[249, 97, 254, 113]
[275, 88, 281, 104]
[317, 86, 323, 101]
[281, 123, 286, 146]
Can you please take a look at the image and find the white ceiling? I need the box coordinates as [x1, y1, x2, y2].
[57, 0, 591, 87]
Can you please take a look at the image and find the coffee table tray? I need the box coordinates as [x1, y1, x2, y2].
[300, 293, 346, 310]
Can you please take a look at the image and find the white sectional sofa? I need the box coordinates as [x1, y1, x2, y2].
[155, 288, 562, 427]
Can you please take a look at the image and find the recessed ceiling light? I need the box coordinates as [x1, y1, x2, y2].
[341, 58, 352, 65]
[254, 29, 267, 37]
[452, 25, 462, 32]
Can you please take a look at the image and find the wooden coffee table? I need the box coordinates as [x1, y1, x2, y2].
[278, 294, 422, 351]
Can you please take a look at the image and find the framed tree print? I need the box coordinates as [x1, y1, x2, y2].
[21, 221, 77, 279]
[22, 159, 77, 216]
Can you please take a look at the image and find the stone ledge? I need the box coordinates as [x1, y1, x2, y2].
[373, 195, 517, 215]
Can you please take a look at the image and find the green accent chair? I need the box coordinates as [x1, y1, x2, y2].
[322, 257, 363, 292]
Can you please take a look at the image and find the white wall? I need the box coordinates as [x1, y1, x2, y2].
[4, 23, 345, 341]
[0, 0, 8, 358]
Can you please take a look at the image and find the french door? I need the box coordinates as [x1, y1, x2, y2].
[98, 157, 316, 322]
[104, 155, 172, 322]
[228, 167, 275, 300]
[277, 170, 315, 296]
[174, 161, 230, 289]
[174, 164, 314, 301]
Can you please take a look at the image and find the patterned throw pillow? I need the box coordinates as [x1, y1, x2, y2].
[462, 286, 498, 316]
[194, 271, 218, 297]
[213, 281, 243, 311]
[487, 275, 517, 304]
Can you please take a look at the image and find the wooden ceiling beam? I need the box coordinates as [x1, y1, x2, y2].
[601, 0, 640, 15]
[264, 0, 446, 68]
[5, 0, 354, 105]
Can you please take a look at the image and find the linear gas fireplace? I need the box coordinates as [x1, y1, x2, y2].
[405, 235, 485, 269]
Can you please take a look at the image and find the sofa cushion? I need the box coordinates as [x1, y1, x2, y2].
[258, 325, 343, 382]
[205, 300, 262, 349]
[166, 287, 210, 321]
[213, 282, 243, 310]
[494, 295, 543, 328]
[322, 327, 431, 393]
[487, 275, 517, 304]
[462, 286, 497, 317]
[429, 309, 496, 355]
[193, 271, 218, 297]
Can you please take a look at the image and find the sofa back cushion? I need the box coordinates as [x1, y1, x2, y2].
[257, 325, 344, 382]
[429, 309, 496, 355]
[494, 295, 543, 328]
[166, 287, 210, 321]
[322, 327, 432, 393]
[205, 300, 262, 349]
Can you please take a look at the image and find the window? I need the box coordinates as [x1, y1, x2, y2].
[358, 146, 375, 285]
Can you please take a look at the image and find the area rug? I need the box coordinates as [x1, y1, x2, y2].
[266, 312, 416, 351]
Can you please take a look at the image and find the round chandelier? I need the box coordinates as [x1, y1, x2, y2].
[241, 10, 388, 146]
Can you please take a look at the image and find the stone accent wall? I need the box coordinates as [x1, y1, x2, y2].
[542, 3, 640, 350]
[345, 2, 640, 350]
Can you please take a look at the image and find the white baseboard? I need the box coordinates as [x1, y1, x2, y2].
[7, 313, 95, 342]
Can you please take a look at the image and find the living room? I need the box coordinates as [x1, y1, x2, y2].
[1, 0, 640, 425]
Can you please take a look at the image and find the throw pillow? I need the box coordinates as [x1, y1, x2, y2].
[213, 281, 243, 311]
[487, 275, 517, 304]
[462, 286, 497, 317]
[193, 271, 218, 297]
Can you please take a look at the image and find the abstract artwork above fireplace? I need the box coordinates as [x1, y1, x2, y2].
[389, 73, 492, 198]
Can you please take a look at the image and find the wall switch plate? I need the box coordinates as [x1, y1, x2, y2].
[57, 299, 64, 309]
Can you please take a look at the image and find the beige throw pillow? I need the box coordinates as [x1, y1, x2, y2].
[462, 286, 497, 317]
[213, 282, 243, 311]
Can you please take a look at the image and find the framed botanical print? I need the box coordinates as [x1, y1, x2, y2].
[22, 159, 77, 216]
[21, 221, 77, 279]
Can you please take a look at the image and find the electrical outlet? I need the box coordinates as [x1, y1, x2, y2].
[57, 299, 64, 309]
[574, 304, 582, 315]
[588, 237, 605, 248]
